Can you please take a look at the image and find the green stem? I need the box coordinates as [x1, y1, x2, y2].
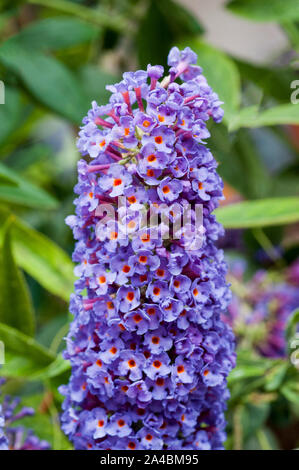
[27, 0, 129, 33]
[252, 227, 285, 269]
[49, 322, 69, 355]
[233, 405, 243, 450]
[256, 429, 272, 450]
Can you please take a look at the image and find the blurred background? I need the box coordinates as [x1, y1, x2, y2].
[0, 0, 299, 450]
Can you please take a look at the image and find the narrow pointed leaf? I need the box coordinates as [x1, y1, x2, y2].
[227, 0, 299, 22]
[229, 104, 299, 131]
[13, 16, 100, 51]
[0, 224, 35, 336]
[0, 322, 54, 367]
[215, 197, 299, 228]
[0, 162, 58, 209]
[0, 207, 74, 301]
[0, 39, 88, 123]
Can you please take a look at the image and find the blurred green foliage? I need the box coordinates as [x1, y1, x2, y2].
[0, 0, 298, 450]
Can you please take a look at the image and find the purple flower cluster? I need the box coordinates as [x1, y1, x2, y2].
[0, 380, 50, 450]
[61, 47, 236, 450]
[225, 258, 299, 358]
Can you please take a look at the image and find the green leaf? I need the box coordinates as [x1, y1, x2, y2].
[0, 39, 88, 123]
[0, 206, 74, 301]
[180, 39, 240, 121]
[210, 124, 271, 199]
[27, 0, 127, 33]
[215, 197, 299, 228]
[227, 0, 299, 22]
[79, 65, 118, 106]
[137, 0, 204, 69]
[157, 0, 204, 37]
[246, 428, 279, 450]
[228, 364, 267, 384]
[13, 16, 100, 51]
[228, 351, 272, 385]
[229, 104, 299, 131]
[29, 354, 70, 381]
[0, 161, 58, 209]
[0, 86, 31, 147]
[0, 353, 46, 378]
[236, 60, 297, 103]
[0, 322, 54, 374]
[6, 143, 53, 172]
[264, 362, 288, 391]
[241, 403, 270, 441]
[281, 381, 299, 405]
[0, 223, 35, 336]
[137, 0, 177, 69]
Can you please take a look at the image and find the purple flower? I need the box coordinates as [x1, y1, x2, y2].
[99, 164, 132, 197]
[130, 250, 160, 274]
[160, 297, 184, 322]
[225, 257, 299, 358]
[127, 380, 152, 405]
[118, 350, 144, 381]
[147, 64, 164, 80]
[0, 383, 50, 450]
[124, 309, 150, 335]
[137, 427, 163, 449]
[170, 274, 191, 294]
[83, 408, 108, 439]
[140, 143, 169, 170]
[142, 126, 176, 153]
[144, 327, 172, 353]
[117, 286, 140, 312]
[172, 357, 195, 384]
[157, 176, 183, 202]
[61, 46, 235, 451]
[144, 353, 171, 379]
[107, 413, 132, 437]
[146, 280, 169, 303]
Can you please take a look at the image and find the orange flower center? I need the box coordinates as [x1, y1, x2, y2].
[128, 196, 137, 204]
[126, 292, 135, 301]
[128, 359, 136, 368]
[156, 378, 165, 386]
[128, 442, 136, 449]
